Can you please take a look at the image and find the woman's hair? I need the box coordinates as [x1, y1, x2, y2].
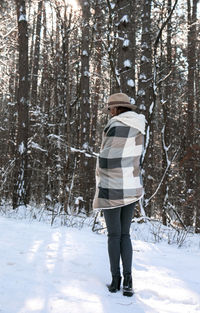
[116, 106, 132, 115]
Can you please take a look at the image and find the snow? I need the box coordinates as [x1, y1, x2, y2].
[19, 142, 25, 154]
[0, 213, 200, 313]
[82, 142, 89, 149]
[161, 125, 171, 166]
[30, 141, 47, 153]
[141, 125, 149, 164]
[70, 146, 98, 158]
[74, 196, 83, 205]
[82, 50, 88, 56]
[20, 97, 25, 104]
[149, 101, 154, 114]
[141, 42, 149, 49]
[139, 73, 147, 80]
[48, 134, 63, 141]
[83, 71, 90, 77]
[19, 7, 27, 22]
[124, 59, 132, 68]
[19, 14, 26, 22]
[141, 55, 150, 63]
[115, 68, 121, 87]
[127, 79, 134, 87]
[120, 15, 129, 24]
[130, 97, 136, 105]
[138, 89, 146, 96]
[139, 104, 146, 110]
[45, 195, 52, 202]
[123, 39, 130, 47]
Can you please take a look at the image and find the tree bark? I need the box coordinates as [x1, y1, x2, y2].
[116, 0, 136, 102]
[137, 0, 153, 217]
[13, 0, 29, 208]
[161, 0, 172, 226]
[183, 0, 197, 227]
[137, 0, 153, 112]
[31, 0, 43, 108]
[79, 0, 91, 213]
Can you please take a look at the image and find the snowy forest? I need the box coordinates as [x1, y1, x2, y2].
[0, 0, 199, 231]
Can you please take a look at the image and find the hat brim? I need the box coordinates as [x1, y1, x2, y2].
[102, 103, 137, 113]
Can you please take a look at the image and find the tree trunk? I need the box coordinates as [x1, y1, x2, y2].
[183, 0, 197, 227]
[195, 34, 200, 233]
[60, 5, 72, 213]
[116, 0, 136, 102]
[30, 0, 43, 108]
[137, 0, 153, 217]
[161, 0, 172, 226]
[137, 0, 153, 112]
[13, 0, 29, 208]
[79, 0, 91, 213]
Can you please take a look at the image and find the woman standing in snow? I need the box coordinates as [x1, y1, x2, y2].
[93, 93, 145, 297]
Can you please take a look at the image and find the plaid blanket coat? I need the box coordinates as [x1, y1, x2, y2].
[93, 111, 145, 210]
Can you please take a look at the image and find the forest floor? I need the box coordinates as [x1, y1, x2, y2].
[0, 209, 200, 313]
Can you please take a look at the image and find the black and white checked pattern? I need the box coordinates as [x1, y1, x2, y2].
[93, 113, 145, 210]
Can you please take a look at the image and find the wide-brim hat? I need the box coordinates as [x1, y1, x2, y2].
[103, 93, 137, 113]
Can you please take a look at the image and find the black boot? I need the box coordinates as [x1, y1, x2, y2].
[107, 276, 121, 293]
[123, 274, 133, 297]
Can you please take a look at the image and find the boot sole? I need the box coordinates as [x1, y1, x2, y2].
[106, 284, 120, 293]
[123, 289, 134, 297]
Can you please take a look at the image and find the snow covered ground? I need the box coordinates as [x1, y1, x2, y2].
[0, 214, 200, 313]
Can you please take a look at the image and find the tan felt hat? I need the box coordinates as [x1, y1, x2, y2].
[103, 93, 137, 113]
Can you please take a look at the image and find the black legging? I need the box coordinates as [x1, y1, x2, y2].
[103, 202, 135, 277]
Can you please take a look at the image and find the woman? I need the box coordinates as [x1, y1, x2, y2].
[93, 93, 145, 297]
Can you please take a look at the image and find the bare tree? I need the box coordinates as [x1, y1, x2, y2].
[30, 0, 43, 108]
[79, 0, 92, 213]
[137, 0, 153, 112]
[137, 0, 153, 217]
[160, 0, 173, 225]
[13, 0, 29, 208]
[116, 0, 136, 102]
[183, 0, 198, 227]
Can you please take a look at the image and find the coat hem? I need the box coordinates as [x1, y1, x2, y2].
[93, 193, 144, 211]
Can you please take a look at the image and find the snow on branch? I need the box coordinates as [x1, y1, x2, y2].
[48, 134, 64, 141]
[47, 134, 98, 158]
[70, 147, 98, 158]
[161, 125, 171, 167]
[30, 142, 47, 153]
[120, 15, 129, 24]
[19, 142, 25, 154]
